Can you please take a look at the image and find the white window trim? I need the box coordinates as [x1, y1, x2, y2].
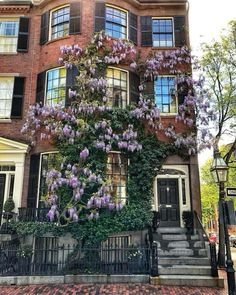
[44, 66, 66, 107]
[37, 151, 59, 207]
[107, 150, 129, 204]
[48, 5, 70, 42]
[0, 75, 15, 119]
[107, 66, 130, 108]
[152, 17, 175, 48]
[0, 17, 19, 54]
[154, 75, 178, 116]
[153, 165, 191, 228]
[105, 4, 129, 40]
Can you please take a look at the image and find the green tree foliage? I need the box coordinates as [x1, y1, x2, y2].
[200, 145, 236, 226]
[200, 21, 236, 163]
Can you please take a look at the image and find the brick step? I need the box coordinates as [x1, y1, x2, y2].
[150, 275, 224, 288]
[158, 265, 212, 276]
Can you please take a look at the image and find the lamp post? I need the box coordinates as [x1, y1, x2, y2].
[210, 150, 235, 295]
[210, 150, 228, 267]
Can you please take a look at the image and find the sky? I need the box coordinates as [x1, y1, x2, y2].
[188, 0, 236, 166]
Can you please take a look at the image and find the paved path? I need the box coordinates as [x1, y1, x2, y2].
[0, 270, 231, 295]
[0, 283, 228, 295]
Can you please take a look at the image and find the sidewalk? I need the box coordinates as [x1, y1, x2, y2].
[0, 271, 230, 295]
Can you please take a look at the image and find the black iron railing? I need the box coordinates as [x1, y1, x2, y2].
[18, 208, 49, 222]
[194, 210, 218, 277]
[0, 243, 151, 276]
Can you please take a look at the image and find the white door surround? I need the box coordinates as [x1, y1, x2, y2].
[153, 165, 191, 227]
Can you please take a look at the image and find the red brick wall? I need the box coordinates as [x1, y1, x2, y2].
[0, 0, 193, 207]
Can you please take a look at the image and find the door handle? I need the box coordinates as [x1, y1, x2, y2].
[165, 205, 172, 208]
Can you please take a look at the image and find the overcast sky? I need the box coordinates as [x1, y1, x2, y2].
[189, 0, 236, 52]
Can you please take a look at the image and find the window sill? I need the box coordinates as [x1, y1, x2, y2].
[0, 119, 12, 123]
[160, 113, 177, 117]
[0, 52, 18, 55]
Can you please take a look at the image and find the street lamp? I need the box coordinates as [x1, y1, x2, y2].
[210, 150, 235, 295]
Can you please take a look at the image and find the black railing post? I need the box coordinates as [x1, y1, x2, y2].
[209, 242, 218, 277]
[151, 241, 158, 277]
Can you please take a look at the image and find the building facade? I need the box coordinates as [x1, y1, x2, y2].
[0, 0, 201, 227]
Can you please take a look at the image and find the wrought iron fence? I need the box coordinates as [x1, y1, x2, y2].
[18, 208, 49, 222]
[0, 243, 151, 276]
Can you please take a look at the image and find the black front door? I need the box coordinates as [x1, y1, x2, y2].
[0, 174, 6, 224]
[157, 179, 180, 227]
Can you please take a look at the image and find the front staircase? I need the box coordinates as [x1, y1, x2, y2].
[150, 227, 224, 287]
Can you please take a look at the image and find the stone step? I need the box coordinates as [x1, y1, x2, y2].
[162, 234, 187, 241]
[158, 257, 211, 266]
[167, 241, 189, 248]
[159, 248, 194, 257]
[150, 275, 224, 288]
[158, 265, 212, 276]
[156, 227, 187, 234]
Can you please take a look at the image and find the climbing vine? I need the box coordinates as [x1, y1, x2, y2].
[19, 31, 211, 244]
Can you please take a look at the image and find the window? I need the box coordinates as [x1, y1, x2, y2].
[45, 68, 66, 106]
[154, 76, 177, 113]
[51, 6, 70, 40]
[107, 152, 128, 204]
[39, 152, 62, 206]
[0, 18, 19, 53]
[105, 5, 127, 39]
[152, 18, 173, 47]
[106, 68, 128, 108]
[0, 77, 14, 118]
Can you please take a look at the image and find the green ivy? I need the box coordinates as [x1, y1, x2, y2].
[14, 110, 186, 245]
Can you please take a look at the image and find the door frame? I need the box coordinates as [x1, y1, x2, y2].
[153, 165, 191, 228]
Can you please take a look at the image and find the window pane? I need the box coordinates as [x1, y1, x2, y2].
[46, 68, 66, 106]
[106, 68, 128, 108]
[107, 153, 128, 204]
[154, 76, 177, 113]
[39, 153, 62, 203]
[105, 6, 127, 39]
[51, 7, 70, 40]
[152, 18, 173, 47]
[0, 19, 19, 52]
[0, 76, 14, 118]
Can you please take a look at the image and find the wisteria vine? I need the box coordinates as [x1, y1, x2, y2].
[22, 31, 215, 224]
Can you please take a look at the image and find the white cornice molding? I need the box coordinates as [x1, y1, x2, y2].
[0, 137, 29, 153]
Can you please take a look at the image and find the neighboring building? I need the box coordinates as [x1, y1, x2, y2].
[0, 0, 222, 287]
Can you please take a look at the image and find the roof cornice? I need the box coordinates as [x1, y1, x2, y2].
[0, 1, 31, 13]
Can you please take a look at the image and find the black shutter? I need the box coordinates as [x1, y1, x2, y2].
[17, 17, 30, 52]
[94, 2, 105, 32]
[69, 2, 81, 34]
[40, 11, 49, 45]
[129, 12, 137, 44]
[141, 16, 152, 46]
[11, 77, 25, 119]
[27, 154, 40, 208]
[143, 79, 154, 101]
[65, 65, 79, 107]
[36, 71, 46, 104]
[178, 81, 189, 105]
[174, 16, 186, 47]
[129, 71, 140, 105]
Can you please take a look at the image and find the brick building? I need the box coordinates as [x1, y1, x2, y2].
[0, 0, 220, 286]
